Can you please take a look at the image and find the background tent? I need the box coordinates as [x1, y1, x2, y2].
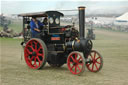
[116, 12, 128, 22]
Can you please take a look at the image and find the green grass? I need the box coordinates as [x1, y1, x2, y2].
[95, 27, 128, 34]
[1, 29, 128, 85]
[9, 19, 22, 33]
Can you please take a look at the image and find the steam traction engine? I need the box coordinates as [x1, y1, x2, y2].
[19, 7, 103, 75]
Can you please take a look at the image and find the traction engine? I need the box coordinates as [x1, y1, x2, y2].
[19, 6, 103, 75]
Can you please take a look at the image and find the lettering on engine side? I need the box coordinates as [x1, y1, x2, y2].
[51, 37, 60, 40]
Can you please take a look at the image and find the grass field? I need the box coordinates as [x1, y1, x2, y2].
[0, 29, 128, 85]
[0, 26, 3, 31]
[0, 19, 22, 33]
[9, 19, 22, 33]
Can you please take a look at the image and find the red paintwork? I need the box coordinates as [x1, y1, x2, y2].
[61, 28, 66, 31]
[51, 37, 60, 40]
[86, 50, 102, 72]
[24, 39, 45, 69]
[67, 52, 84, 75]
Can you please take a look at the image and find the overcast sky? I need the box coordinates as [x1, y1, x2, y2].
[1, 0, 128, 15]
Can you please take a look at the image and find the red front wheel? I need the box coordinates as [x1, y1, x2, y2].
[67, 51, 85, 75]
[86, 50, 103, 72]
[24, 38, 47, 69]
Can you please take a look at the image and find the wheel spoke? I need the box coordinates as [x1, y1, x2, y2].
[75, 66, 77, 73]
[77, 57, 82, 62]
[26, 49, 32, 54]
[30, 42, 35, 50]
[71, 65, 75, 70]
[34, 58, 38, 67]
[77, 65, 81, 72]
[70, 62, 73, 64]
[37, 47, 42, 52]
[30, 56, 35, 61]
[33, 58, 37, 66]
[37, 56, 41, 63]
[92, 63, 94, 71]
[36, 57, 41, 66]
[33, 41, 37, 50]
[95, 57, 100, 61]
[75, 54, 77, 61]
[71, 56, 76, 62]
[38, 53, 44, 56]
[28, 46, 34, 51]
[94, 63, 98, 71]
[78, 62, 83, 66]
[96, 61, 101, 64]
[86, 63, 91, 67]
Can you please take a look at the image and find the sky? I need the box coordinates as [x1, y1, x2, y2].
[1, 0, 128, 15]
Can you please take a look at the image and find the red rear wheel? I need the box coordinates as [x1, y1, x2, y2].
[24, 38, 47, 69]
[86, 50, 103, 72]
[67, 51, 85, 75]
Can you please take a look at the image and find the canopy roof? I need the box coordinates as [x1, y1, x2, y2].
[18, 11, 64, 17]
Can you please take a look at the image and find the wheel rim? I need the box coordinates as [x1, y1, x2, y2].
[86, 50, 103, 72]
[67, 52, 85, 75]
[24, 39, 45, 69]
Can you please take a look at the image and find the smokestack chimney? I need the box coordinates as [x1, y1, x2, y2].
[78, 6, 86, 38]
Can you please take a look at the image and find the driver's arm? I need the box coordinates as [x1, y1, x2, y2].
[30, 21, 40, 32]
[34, 28, 40, 32]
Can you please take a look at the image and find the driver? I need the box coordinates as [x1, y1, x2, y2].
[30, 16, 44, 38]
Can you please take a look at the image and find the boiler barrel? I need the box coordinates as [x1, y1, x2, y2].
[65, 39, 92, 54]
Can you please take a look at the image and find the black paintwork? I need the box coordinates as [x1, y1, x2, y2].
[20, 8, 93, 65]
[79, 7, 85, 38]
